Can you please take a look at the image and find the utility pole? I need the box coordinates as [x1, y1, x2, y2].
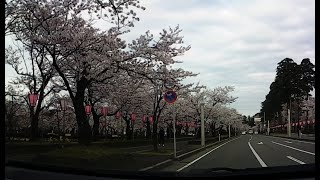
[200, 103, 205, 147]
[288, 97, 292, 137]
[228, 122, 231, 138]
[173, 103, 177, 158]
[265, 112, 270, 135]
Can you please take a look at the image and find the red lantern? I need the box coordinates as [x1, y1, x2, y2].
[149, 116, 153, 123]
[28, 94, 39, 107]
[100, 107, 108, 117]
[85, 105, 91, 115]
[116, 111, 121, 119]
[142, 115, 146, 122]
[131, 113, 136, 121]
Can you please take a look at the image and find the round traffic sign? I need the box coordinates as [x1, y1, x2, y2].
[164, 79, 176, 89]
[164, 90, 177, 103]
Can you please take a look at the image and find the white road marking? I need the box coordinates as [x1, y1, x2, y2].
[176, 136, 242, 172]
[286, 156, 306, 164]
[272, 141, 315, 156]
[248, 140, 267, 167]
[284, 141, 292, 144]
[139, 159, 172, 171]
[268, 136, 314, 144]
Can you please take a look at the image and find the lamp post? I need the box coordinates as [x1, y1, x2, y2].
[28, 93, 39, 139]
[200, 103, 205, 147]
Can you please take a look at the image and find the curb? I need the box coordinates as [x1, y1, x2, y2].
[265, 134, 315, 142]
[139, 136, 239, 171]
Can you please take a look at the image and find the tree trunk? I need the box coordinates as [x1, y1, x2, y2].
[125, 120, 132, 140]
[73, 95, 92, 145]
[92, 109, 100, 141]
[185, 125, 189, 136]
[7, 115, 14, 140]
[152, 119, 158, 151]
[30, 110, 40, 141]
[146, 121, 151, 139]
[196, 127, 201, 138]
[166, 126, 171, 139]
[177, 125, 182, 137]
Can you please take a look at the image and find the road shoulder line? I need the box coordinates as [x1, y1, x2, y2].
[176, 136, 241, 172]
[139, 159, 172, 171]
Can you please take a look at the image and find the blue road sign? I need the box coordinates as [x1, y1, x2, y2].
[164, 90, 177, 103]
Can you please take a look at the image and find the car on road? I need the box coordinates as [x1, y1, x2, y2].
[248, 129, 253, 134]
[254, 131, 258, 134]
[241, 131, 246, 135]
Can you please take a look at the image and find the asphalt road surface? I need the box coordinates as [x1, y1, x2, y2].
[160, 134, 315, 172]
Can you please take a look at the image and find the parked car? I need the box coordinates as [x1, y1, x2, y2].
[241, 131, 247, 135]
[248, 129, 253, 134]
[254, 131, 258, 134]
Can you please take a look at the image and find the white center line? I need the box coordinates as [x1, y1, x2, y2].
[286, 156, 306, 164]
[268, 136, 315, 144]
[272, 141, 315, 156]
[248, 140, 267, 167]
[287, 156, 306, 164]
[284, 141, 292, 144]
[176, 136, 242, 172]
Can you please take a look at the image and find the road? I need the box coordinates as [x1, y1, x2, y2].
[160, 134, 315, 172]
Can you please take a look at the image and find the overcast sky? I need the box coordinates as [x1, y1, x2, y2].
[5, 0, 315, 116]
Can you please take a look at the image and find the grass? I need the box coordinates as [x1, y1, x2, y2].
[42, 146, 129, 160]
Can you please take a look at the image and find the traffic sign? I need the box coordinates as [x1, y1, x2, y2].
[164, 78, 176, 89]
[164, 90, 177, 103]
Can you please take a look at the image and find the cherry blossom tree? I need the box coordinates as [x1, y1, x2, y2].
[186, 86, 237, 137]
[5, 41, 60, 140]
[7, 0, 195, 146]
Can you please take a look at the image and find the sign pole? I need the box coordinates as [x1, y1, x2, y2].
[200, 103, 205, 146]
[173, 103, 177, 159]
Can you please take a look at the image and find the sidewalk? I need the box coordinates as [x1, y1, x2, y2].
[270, 133, 315, 141]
